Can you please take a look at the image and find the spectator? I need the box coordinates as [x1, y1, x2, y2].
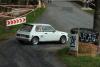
[83, 0, 90, 8]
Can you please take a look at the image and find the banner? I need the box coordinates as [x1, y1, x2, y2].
[6, 17, 26, 26]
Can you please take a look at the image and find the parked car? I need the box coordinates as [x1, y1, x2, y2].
[16, 23, 69, 45]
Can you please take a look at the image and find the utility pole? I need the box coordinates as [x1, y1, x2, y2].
[94, 0, 100, 45]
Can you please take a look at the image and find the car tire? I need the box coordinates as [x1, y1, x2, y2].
[32, 37, 39, 45]
[60, 36, 66, 44]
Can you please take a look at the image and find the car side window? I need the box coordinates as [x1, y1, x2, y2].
[42, 26, 55, 32]
[35, 25, 43, 32]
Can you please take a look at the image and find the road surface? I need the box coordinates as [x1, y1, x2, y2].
[0, 0, 93, 67]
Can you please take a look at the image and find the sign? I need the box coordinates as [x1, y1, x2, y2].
[70, 34, 79, 51]
[79, 32, 99, 44]
[6, 17, 26, 26]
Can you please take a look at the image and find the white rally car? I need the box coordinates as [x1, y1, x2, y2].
[16, 23, 69, 45]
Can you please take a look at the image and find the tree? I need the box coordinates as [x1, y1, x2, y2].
[94, 0, 100, 32]
[94, 0, 100, 45]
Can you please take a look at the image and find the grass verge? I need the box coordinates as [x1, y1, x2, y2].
[0, 7, 46, 41]
[57, 48, 100, 67]
[26, 8, 46, 22]
[83, 9, 95, 14]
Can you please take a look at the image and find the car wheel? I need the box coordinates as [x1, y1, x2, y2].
[32, 37, 39, 45]
[60, 36, 66, 44]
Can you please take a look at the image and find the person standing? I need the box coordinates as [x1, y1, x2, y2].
[83, 0, 90, 8]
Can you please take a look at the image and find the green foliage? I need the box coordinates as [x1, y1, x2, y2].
[26, 8, 46, 22]
[83, 10, 95, 14]
[57, 47, 69, 56]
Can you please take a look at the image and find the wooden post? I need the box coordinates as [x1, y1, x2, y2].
[37, 0, 42, 8]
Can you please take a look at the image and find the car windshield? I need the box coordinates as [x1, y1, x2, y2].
[20, 24, 33, 32]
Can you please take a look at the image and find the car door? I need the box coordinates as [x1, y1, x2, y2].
[35, 25, 45, 41]
[42, 25, 60, 41]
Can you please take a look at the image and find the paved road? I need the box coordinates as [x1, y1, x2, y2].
[38, 0, 93, 32]
[0, 0, 93, 67]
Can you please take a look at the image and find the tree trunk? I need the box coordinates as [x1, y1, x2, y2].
[94, 0, 100, 45]
[94, 0, 100, 32]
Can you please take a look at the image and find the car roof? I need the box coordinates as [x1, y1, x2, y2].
[24, 23, 51, 26]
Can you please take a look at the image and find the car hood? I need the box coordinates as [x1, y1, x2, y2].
[56, 30, 68, 35]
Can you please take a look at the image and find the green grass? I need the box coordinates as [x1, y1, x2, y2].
[0, 7, 46, 41]
[83, 9, 95, 14]
[26, 8, 46, 22]
[57, 48, 100, 67]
